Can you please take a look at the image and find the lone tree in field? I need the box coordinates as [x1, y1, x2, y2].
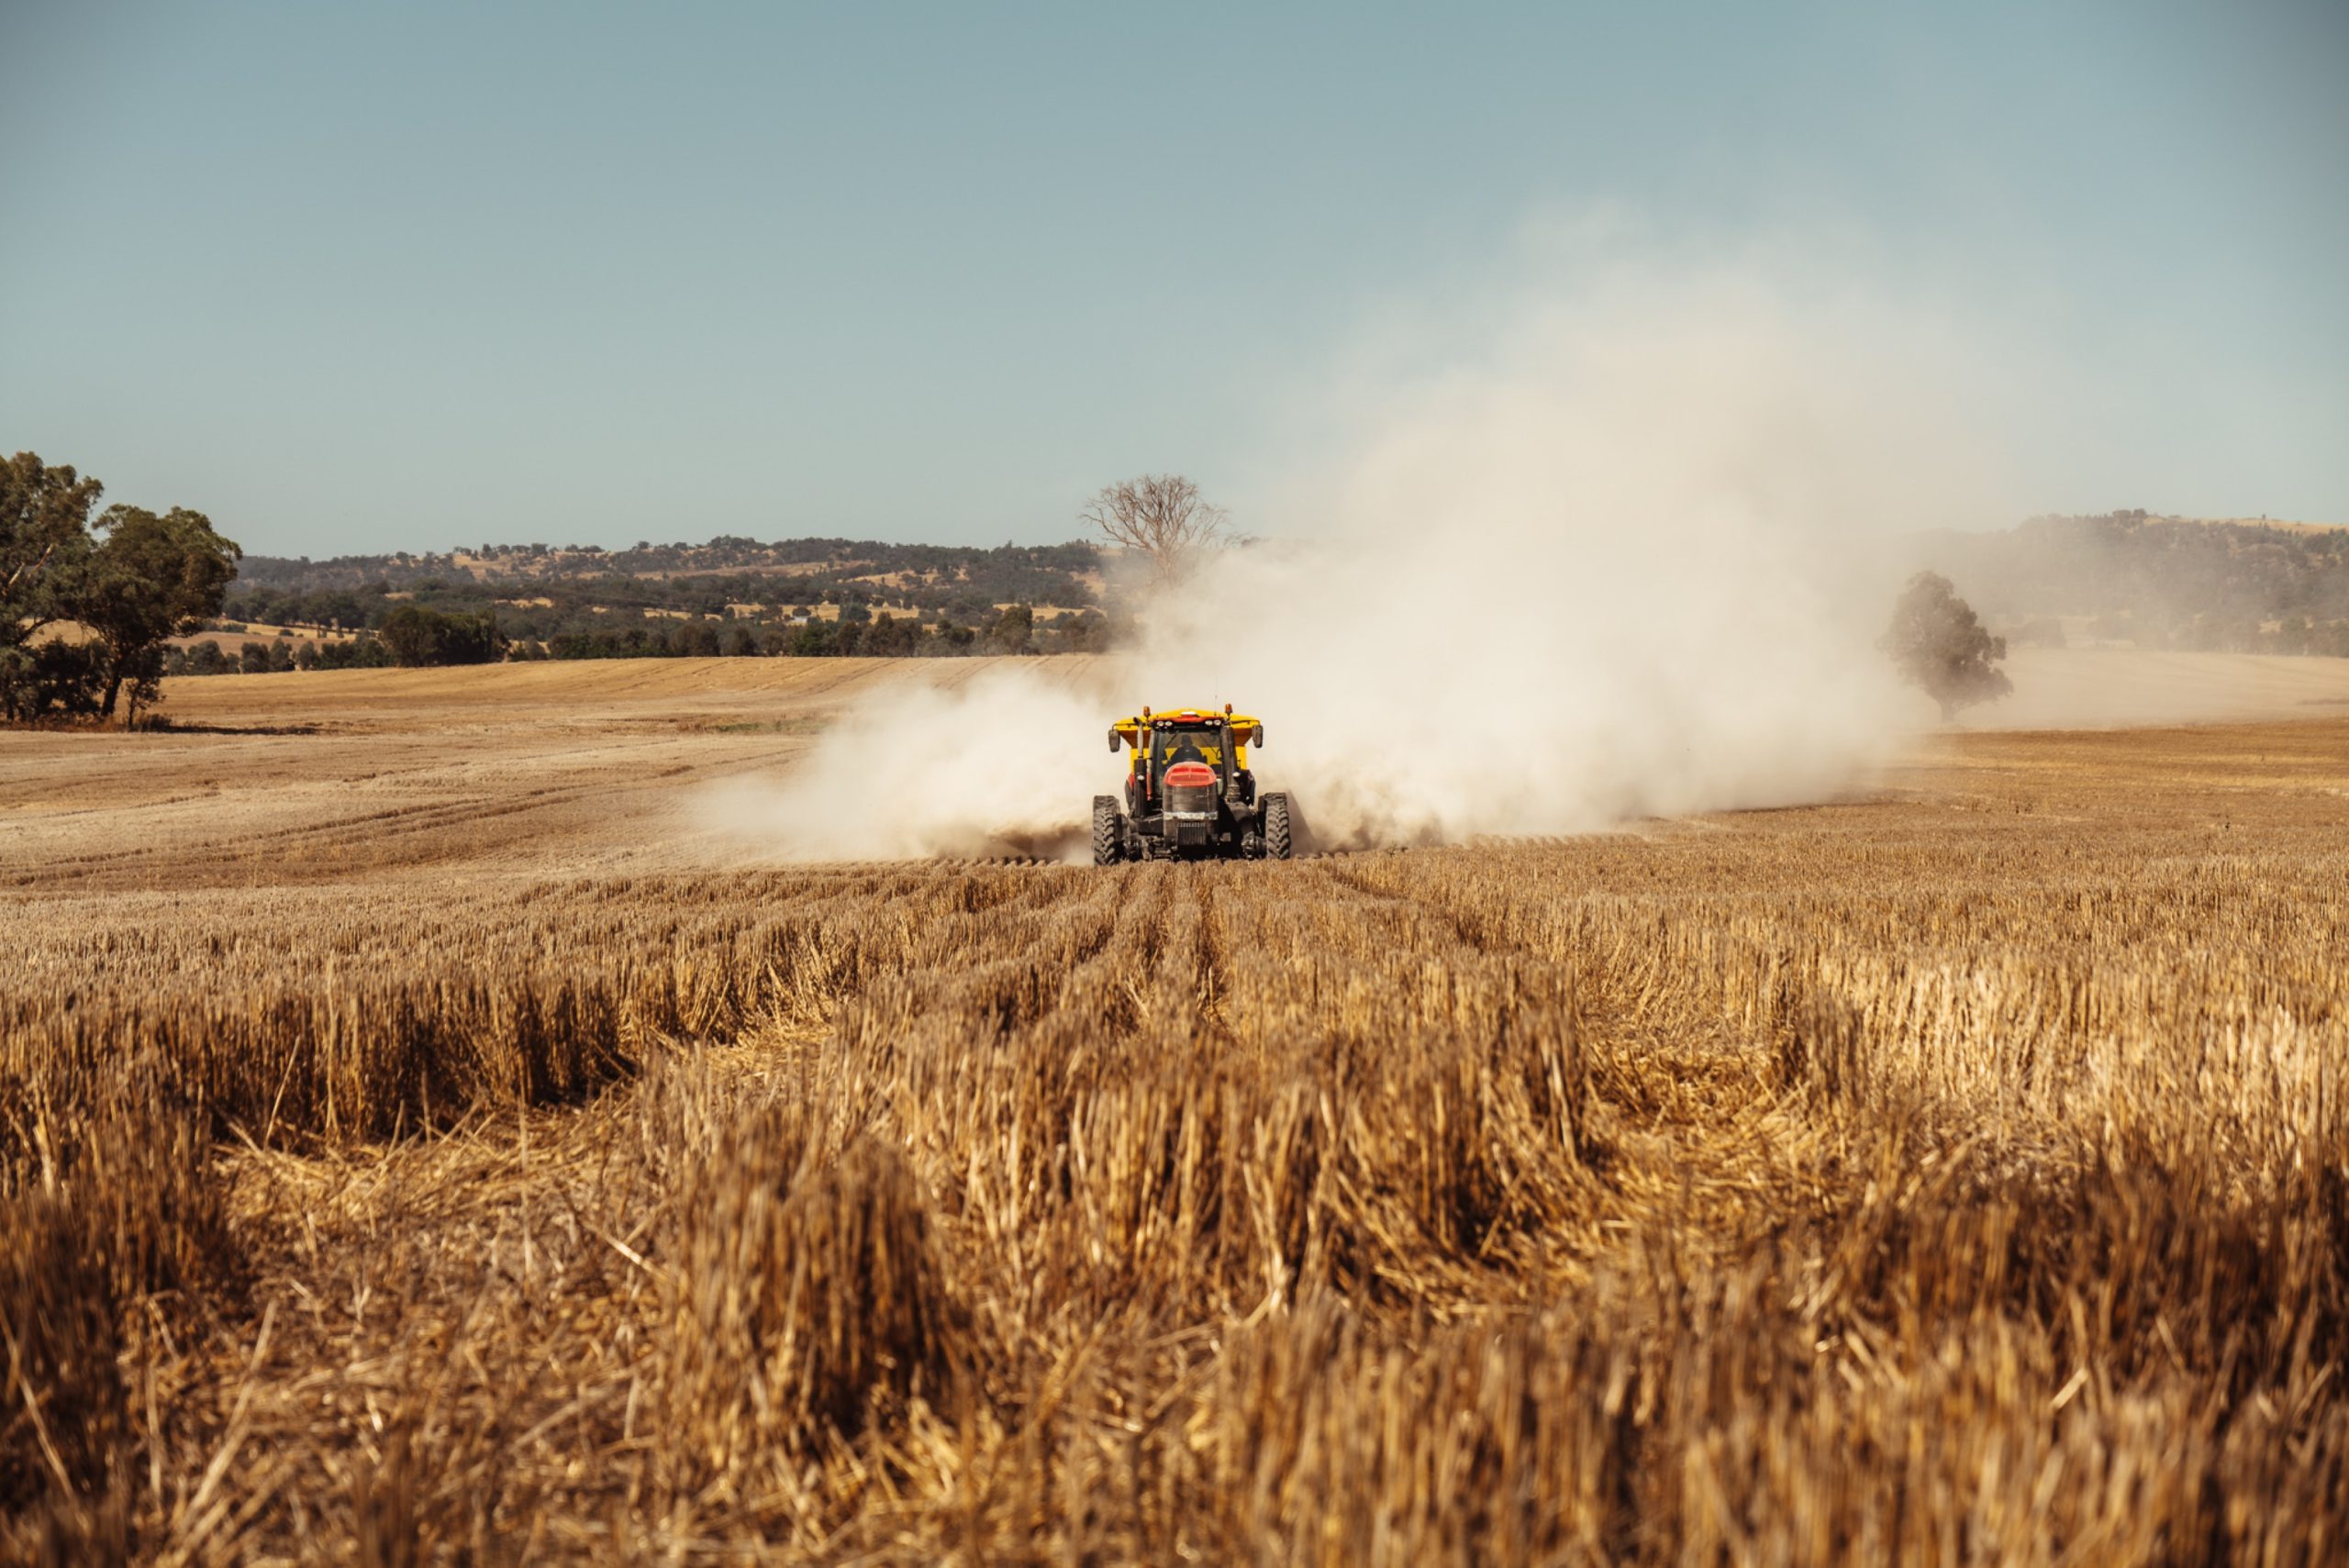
[1881, 571, 2012, 721]
[78, 505, 240, 724]
[1080, 474, 1230, 587]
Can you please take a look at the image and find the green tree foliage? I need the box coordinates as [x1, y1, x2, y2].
[1, 452, 103, 720]
[1048, 610, 1109, 652]
[165, 641, 233, 676]
[862, 614, 923, 656]
[3, 452, 241, 723]
[226, 538, 1105, 633]
[786, 620, 842, 657]
[986, 604, 1034, 655]
[78, 506, 240, 722]
[313, 635, 395, 670]
[1882, 572, 2012, 722]
[213, 533, 1135, 662]
[20, 641, 106, 718]
[378, 605, 504, 667]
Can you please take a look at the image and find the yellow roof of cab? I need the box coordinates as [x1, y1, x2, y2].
[1109, 707, 1263, 749]
[1110, 706, 1259, 731]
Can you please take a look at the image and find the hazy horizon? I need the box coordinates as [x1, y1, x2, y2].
[219, 503, 2343, 566]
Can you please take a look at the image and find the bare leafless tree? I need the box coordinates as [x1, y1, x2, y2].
[1080, 474, 1230, 587]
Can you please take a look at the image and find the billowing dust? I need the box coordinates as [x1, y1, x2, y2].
[707, 259, 2010, 861]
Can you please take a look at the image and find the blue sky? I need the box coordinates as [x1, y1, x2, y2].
[3, 2, 2343, 555]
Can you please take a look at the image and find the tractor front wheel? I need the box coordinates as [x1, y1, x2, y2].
[1092, 796, 1125, 865]
[1262, 793, 1293, 860]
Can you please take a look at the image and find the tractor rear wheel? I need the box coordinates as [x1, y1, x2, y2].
[1262, 793, 1293, 860]
[1092, 795, 1124, 865]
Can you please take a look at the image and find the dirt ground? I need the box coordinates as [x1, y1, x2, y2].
[6, 649, 2347, 883]
[0, 656, 1108, 884]
[7, 652, 2349, 1562]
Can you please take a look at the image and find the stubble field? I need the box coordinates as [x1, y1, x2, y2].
[6, 655, 2349, 1563]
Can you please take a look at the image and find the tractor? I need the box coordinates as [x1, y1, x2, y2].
[1094, 704, 1293, 863]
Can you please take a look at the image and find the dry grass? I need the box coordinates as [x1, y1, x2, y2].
[5, 663, 2349, 1562]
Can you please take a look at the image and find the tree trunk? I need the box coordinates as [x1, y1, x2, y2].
[101, 673, 122, 720]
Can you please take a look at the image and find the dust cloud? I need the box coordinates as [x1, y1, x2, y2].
[700, 664, 1120, 861]
[710, 249, 2005, 860]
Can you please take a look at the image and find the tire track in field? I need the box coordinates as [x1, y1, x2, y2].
[3, 735, 819, 889]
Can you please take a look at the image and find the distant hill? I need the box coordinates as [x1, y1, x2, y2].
[199, 535, 1116, 665]
[217, 513, 2349, 666]
[215, 535, 1108, 655]
[233, 535, 1104, 613]
[1917, 511, 2349, 655]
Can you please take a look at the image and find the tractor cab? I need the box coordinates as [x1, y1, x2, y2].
[1110, 706, 1260, 807]
[1094, 706, 1289, 862]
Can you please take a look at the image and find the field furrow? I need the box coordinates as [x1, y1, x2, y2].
[7, 675, 2349, 1562]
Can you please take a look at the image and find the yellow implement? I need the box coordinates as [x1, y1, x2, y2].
[1108, 704, 1263, 765]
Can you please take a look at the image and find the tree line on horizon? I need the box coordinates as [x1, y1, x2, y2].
[231, 534, 1100, 600]
[194, 541, 1111, 671]
[25, 450, 2349, 706]
[4, 449, 1124, 706]
[162, 597, 1102, 675]
[168, 474, 1213, 673]
[226, 539, 1100, 632]
[1920, 511, 2349, 656]
[235, 504, 2349, 663]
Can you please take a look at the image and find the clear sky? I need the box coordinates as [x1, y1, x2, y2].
[3, 2, 2343, 556]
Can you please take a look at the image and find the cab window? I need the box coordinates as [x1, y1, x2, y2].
[1154, 728, 1224, 764]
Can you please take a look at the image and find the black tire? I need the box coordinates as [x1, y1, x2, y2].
[1262, 793, 1293, 860]
[1092, 795, 1123, 866]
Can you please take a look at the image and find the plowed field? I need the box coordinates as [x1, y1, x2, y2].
[6, 655, 2349, 1563]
